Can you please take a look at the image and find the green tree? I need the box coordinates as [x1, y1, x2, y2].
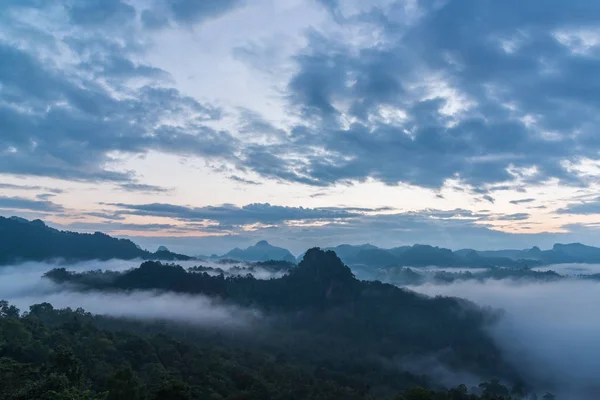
[107, 367, 143, 400]
[152, 379, 191, 400]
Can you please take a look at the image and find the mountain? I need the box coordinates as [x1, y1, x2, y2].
[45, 247, 515, 383]
[0, 216, 192, 264]
[295, 244, 383, 263]
[223, 240, 296, 263]
[313, 243, 538, 269]
[552, 243, 600, 262]
[316, 242, 600, 269]
[460, 243, 600, 264]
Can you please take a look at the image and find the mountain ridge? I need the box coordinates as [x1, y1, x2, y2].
[221, 240, 296, 263]
[0, 216, 192, 265]
[44, 247, 515, 382]
[4, 215, 600, 267]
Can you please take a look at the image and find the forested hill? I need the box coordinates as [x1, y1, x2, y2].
[0, 216, 192, 265]
[0, 301, 534, 400]
[45, 248, 516, 384]
[222, 240, 296, 263]
[304, 244, 541, 269]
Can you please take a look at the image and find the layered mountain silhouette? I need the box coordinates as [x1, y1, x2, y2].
[44, 248, 514, 380]
[4, 215, 600, 268]
[0, 216, 192, 265]
[457, 243, 600, 264]
[297, 242, 600, 268]
[298, 244, 539, 268]
[222, 240, 296, 263]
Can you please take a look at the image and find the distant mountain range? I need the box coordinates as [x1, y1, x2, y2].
[5, 215, 600, 268]
[304, 242, 600, 269]
[214, 240, 296, 263]
[0, 216, 192, 265]
[456, 243, 600, 264]
[44, 248, 513, 381]
[297, 244, 538, 269]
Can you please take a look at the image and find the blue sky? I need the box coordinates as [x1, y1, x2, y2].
[2, 0, 600, 254]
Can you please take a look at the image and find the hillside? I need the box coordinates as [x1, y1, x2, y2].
[45, 248, 516, 384]
[222, 240, 296, 263]
[459, 243, 600, 264]
[0, 216, 192, 264]
[306, 243, 540, 269]
[0, 301, 527, 400]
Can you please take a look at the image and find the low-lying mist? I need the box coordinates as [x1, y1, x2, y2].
[0, 260, 261, 329]
[407, 276, 600, 398]
[532, 263, 600, 275]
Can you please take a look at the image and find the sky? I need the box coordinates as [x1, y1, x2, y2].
[2, 0, 600, 255]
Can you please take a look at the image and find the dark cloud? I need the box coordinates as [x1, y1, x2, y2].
[0, 196, 64, 212]
[86, 211, 126, 221]
[67, 0, 136, 27]
[494, 213, 531, 221]
[165, 0, 244, 25]
[117, 183, 172, 193]
[0, 0, 240, 187]
[121, 208, 592, 255]
[63, 221, 178, 232]
[233, 0, 600, 189]
[509, 198, 536, 205]
[229, 176, 262, 185]
[0, 183, 64, 193]
[557, 197, 600, 215]
[35, 193, 56, 200]
[106, 202, 363, 225]
[5, 0, 600, 197]
[0, 39, 234, 184]
[141, 0, 245, 28]
[141, 9, 170, 30]
[482, 195, 495, 204]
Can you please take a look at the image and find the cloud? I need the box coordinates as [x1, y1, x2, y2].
[0, 40, 234, 183]
[162, 0, 245, 25]
[510, 198, 536, 205]
[409, 278, 600, 398]
[0, 260, 260, 329]
[557, 197, 600, 215]
[228, 0, 600, 190]
[494, 213, 530, 221]
[67, 0, 136, 27]
[7, 0, 600, 195]
[36, 193, 57, 200]
[482, 195, 495, 204]
[0, 196, 64, 212]
[0, 183, 64, 193]
[106, 202, 363, 225]
[116, 208, 561, 255]
[0, 1, 238, 186]
[117, 183, 172, 193]
[229, 175, 262, 185]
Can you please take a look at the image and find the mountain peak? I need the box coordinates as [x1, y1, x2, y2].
[294, 248, 355, 283]
[223, 240, 295, 263]
[30, 219, 47, 228]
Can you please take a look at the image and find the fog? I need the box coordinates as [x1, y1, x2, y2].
[408, 278, 600, 398]
[418, 266, 490, 273]
[4, 259, 599, 397]
[189, 259, 291, 280]
[532, 263, 600, 276]
[0, 260, 261, 329]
